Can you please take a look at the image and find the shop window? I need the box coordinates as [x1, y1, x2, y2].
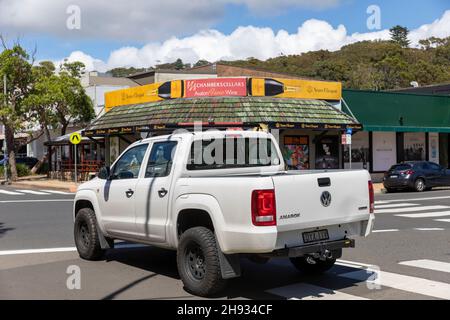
[344, 131, 370, 170]
[404, 132, 426, 161]
[283, 136, 309, 170]
[315, 136, 339, 169]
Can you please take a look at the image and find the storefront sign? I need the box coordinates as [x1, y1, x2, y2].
[249, 78, 342, 100]
[184, 78, 247, 98]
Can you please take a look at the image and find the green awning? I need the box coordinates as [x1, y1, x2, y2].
[343, 90, 450, 132]
[85, 96, 361, 136]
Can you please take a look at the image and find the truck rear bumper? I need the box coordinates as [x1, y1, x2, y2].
[267, 238, 355, 258]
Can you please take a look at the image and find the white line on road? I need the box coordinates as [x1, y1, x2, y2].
[374, 200, 392, 204]
[267, 283, 369, 300]
[377, 196, 450, 203]
[0, 190, 24, 195]
[15, 189, 50, 195]
[0, 199, 74, 203]
[413, 228, 445, 231]
[434, 219, 450, 223]
[395, 211, 450, 218]
[372, 229, 399, 233]
[375, 203, 419, 209]
[0, 247, 77, 256]
[376, 205, 449, 214]
[399, 259, 450, 274]
[338, 266, 450, 300]
[39, 189, 74, 195]
[0, 243, 147, 256]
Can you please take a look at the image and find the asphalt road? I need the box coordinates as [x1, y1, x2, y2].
[1, 185, 449, 300]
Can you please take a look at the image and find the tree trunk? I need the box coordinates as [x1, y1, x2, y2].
[5, 125, 18, 181]
[61, 122, 68, 136]
[31, 126, 52, 175]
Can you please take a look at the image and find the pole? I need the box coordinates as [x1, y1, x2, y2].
[349, 143, 352, 169]
[74, 144, 77, 183]
[3, 74, 7, 182]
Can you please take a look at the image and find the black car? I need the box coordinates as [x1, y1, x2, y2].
[383, 161, 450, 192]
[0, 156, 39, 169]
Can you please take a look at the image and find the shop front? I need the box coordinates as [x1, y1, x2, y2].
[342, 90, 450, 178]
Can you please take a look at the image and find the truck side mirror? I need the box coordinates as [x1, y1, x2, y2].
[98, 166, 111, 180]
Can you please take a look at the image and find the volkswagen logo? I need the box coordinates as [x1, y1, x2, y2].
[320, 191, 332, 207]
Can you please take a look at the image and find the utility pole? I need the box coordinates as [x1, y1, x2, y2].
[3, 74, 7, 182]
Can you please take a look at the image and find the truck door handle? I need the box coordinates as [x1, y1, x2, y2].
[158, 188, 168, 198]
[125, 189, 134, 198]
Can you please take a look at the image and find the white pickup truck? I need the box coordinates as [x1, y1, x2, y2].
[73, 130, 374, 296]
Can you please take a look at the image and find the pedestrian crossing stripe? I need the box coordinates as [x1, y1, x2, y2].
[376, 205, 449, 214]
[399, 259, 450, 274]
[0, 189, 75, 195]
[267, 283, 369, 300]
[395, 211, 450, 218]
[434, 218, 450, 223]
[374, 203, 419, 209]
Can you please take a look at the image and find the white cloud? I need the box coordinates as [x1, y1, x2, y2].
[0, 0, 342, 42]
[63, 10, 450, 72]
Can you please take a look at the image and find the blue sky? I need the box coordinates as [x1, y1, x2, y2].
[0, 0, 448, 71]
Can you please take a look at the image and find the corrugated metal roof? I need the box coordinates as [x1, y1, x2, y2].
[86, 96, 359, 131]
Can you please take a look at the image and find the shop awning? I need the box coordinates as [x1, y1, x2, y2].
[343, 90, 450, 133]
[84, 96, 361, 136]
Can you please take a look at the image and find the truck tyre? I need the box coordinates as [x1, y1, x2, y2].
[74, 208, 105, 260]
[290, 256, 336, 274]
[414, 178, 426, 192]
[177, 227, 226, 297]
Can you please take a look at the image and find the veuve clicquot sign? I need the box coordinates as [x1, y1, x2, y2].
[104, 77, 342, 112]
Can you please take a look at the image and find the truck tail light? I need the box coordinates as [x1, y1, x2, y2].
[251, 189, 276, 226]
[368, 181, 374, 213]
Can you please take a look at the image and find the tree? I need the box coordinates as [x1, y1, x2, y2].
[390, 25, 411, 48]
[0, 38, 34, 181]
[194, 60, 211, 67]
[24, 60, 94, 173]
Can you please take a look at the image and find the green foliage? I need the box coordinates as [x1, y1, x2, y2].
[0, 163, 31, 177]
[390, 25, 411, 48]
[108, 67, 148, 77]
[224, 37, 450, 90]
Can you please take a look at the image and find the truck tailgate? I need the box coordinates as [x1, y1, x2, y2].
[272, 170, 372, 232]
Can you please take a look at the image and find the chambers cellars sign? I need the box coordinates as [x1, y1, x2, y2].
[104, 77, 342, 112]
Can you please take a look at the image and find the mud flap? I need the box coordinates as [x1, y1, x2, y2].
[218, 249, 241, 279]
[96, 222, 112, 249]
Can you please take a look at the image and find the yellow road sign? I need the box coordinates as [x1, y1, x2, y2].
[70, 132, 82, 145]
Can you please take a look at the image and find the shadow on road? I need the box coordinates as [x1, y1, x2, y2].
[101, 246, 366, 300]
[0, 222, 14, 238]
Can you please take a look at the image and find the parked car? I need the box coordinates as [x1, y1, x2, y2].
[383, 161, 450, 192]
[0, 156, 38, 169]
[73, 130, 374, 296]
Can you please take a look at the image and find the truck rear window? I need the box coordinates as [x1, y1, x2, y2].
[187, 137, 280, 170]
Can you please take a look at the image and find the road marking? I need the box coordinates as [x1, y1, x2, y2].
[434, 219, 450, 223]
[15, 189, 50, 195]
[267, 283, 369, 300]
[374, 200, 392, 204]
[413, 228, 445, 231]
[0, 190, 24, 195]
[39, 189, 73, 195]
[372, 229, 399, 233]
[338, 267, 450, 300]
[375, 203, 419, 209]
[399, 259, 450, 274]
[376, 205, 449, 214]
[0, 199, 74, 203]
[0, 247, 77, 256]
[395, 211, 450, 218]
[377, 196, 450, 203]
[0, 243, 146, 256]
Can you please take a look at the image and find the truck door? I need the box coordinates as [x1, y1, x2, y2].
[134, 140, 178, 242]
[98, 143, 149, 237]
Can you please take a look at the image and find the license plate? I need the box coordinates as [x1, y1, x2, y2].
[390, 175, 398, 178]
[302, 229, 329, 243]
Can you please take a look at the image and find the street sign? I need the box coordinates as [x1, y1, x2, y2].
[341, 133, 352, 145]
[69, 132, 81, 145]
[346, 128, 353, 135]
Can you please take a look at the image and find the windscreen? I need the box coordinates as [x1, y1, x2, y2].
[187, 137, 280, 170]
